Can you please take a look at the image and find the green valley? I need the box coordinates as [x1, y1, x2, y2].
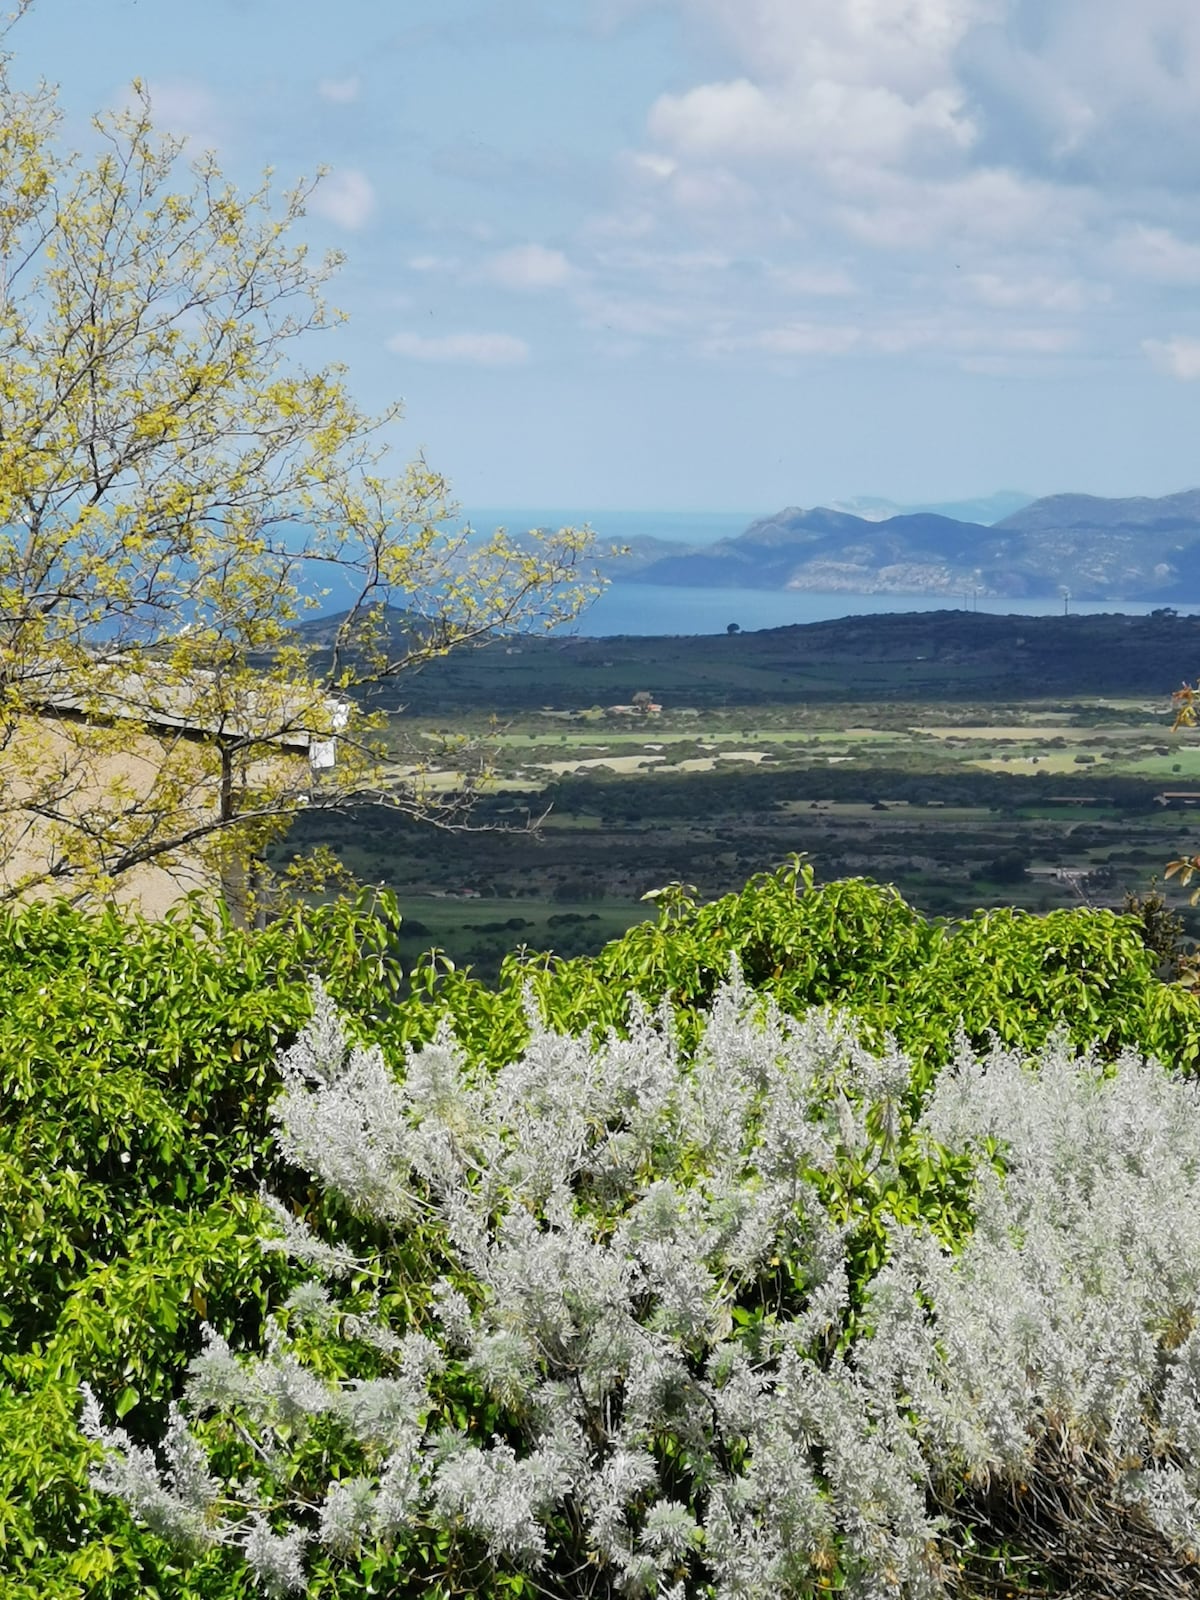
[278, 610, 1200, 979]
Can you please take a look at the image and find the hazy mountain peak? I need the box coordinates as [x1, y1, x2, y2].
[830, 491, 1033, 525]
[620, 487, 1200, 602]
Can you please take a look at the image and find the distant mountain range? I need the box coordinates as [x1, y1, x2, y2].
[824, 490, 1033, 524]
[606, 489, 1200, 601]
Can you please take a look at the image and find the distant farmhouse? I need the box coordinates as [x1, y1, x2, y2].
[606, 691, 663, 717]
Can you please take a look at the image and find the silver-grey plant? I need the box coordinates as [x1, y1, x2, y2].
[81, 975, 1200, 1597]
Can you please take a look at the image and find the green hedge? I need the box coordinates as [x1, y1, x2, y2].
[0, 895, 402, 1600]
[3, 868, 1199, 1596]
[394, 861, 1200, 1091]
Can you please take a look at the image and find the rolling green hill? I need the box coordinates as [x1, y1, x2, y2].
[297, 607, 1198, 714]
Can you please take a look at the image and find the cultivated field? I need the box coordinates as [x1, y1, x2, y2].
[279, 689, 1200, 979]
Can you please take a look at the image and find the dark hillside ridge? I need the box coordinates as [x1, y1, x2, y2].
[303, 607, 1200, 713]
[618, 488, 1200, 601]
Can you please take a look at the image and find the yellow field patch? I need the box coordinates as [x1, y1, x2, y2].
[537, 754, 666, 775]
[672, 751, 770, 773]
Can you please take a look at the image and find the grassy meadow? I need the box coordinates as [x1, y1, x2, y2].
[279, 676, 1200, 980]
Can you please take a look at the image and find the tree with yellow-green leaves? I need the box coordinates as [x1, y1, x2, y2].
[0, 26, 596, 915]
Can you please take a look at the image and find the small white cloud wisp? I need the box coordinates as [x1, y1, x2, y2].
[482, 244, 573, 291]
[1143, 335, 1200, 380]
[309, 169, 376, 231]
[386, 330, 531, 366]
[318, 75, 361, 104]
[142, 79, 223, 150]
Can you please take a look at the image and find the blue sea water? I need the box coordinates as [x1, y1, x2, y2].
[565, 586, 1198, 638]
[462, 507, 755, 547]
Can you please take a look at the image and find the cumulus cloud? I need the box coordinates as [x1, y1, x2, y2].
[960, 0, 1200, 184]
[318, 75, 361, 104]
[681, 0, 993, 93]
[643, 0, 996, 178]
[573, 2, 1200, 381]
[310, 169, 376, 231]
[1144, 336, 1200, 380]
[649, 77, 976, 166]
[619, 7, 1197, 253]
[386, 330, 530, 366]
[481, 244, 574, 290]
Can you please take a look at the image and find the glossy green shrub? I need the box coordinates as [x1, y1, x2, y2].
[0, 893, 405, 1600]
[388, 862, 1200, 1090]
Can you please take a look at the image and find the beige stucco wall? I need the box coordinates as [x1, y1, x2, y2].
[0, 712, 309, 918]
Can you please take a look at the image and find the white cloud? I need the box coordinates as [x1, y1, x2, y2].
[386, 330, 530, 366]
[581, 1, 1200, 384]
[1113, 226, 1200, 285]
[962, 1, 1200, 182]
[754, 322, 863, 356]
[837, 166, 1083, 251]
[1144, 335, 1200, 380]
[631, 151, 678, 180]
[482, 244, 574, 290]
[577, 290, 692, 338]
[649, 77, 976, 166]
[769, 265, 858, 296]
[710, 313, 1075, 363]
[143, 80, 223, 149]
[679, 0, 994, 93]
[318, 75, 361, 104]
[965, 272, 1095, 312]
[709, 320, 913, 359]
[665, 165, 755, 214]
[310, 169, 376, 231]
[598, 246, 732, 276]
[583, 208, 660, 242]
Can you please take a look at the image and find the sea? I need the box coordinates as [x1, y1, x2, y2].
[462, 507, 1200, 639]
[464, 507, 753, 548]
[568, 586, 1196, 637]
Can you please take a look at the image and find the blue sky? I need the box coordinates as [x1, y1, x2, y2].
[13, 0, 1200, 513]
